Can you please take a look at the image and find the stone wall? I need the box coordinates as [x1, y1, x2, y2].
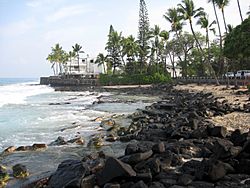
[40, 76, 98, 86]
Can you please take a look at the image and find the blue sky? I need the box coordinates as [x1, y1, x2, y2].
[0, 0, 249, 78]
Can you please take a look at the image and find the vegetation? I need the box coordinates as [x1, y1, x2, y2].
[46, 0, 250, 86]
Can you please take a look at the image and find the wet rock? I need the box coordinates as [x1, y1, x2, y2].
[12, 164, 29, 178]
[120, 150, 153, 165]
[32, 143, 47, 150]
[160, 178, 177, 187]
[49, 136, 67, 146]
[87, 134, 104, 148]
[100, 119, 116, 130]
[47, 160, 88, 188]
[67, 136, 85, 145]
[3, 146, 16, 153]
[0, 165, 9, 187]
[96, 157, 136, 186]
[16, 145, 33, 151]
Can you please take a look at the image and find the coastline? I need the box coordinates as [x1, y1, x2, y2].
[1, 83, 250, 187]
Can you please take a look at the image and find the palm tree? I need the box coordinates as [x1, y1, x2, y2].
[159, 30, 172, 74]
[149, 25, 161, 67]
[68, 51, 76, 74]
[214, 0, 230, 33]
[163, 8, 183, 35]
[236, 0, 243, 22]
[208, 0, 224, 75]
[95, 53, 108, 74]
[196, 14, 219, 84]
[177, 0, 205, 53]
[197, 14, 216, 63]
[72, 43, 83, 72]
[46, 53, 56, 75]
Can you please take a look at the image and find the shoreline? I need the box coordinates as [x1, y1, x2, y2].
[1, 83, 250, 187]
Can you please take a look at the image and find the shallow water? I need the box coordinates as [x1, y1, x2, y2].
[0, 78, 156, 187]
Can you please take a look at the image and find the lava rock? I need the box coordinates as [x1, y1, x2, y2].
[47, 160, 88, 188]
[96, 157, 136, 186]
[12, 164, 29, 178]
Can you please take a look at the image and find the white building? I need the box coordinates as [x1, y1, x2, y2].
[65, 57, 103, 75]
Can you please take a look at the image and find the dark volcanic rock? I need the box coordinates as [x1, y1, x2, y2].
[208, 126, 227, 138]
[47, 160, 88, 188]
[230, 129, 247, 146]
[131, 180, 148, 188]
[49, 136, 67, 146]
[12, 164, 29, 178]
[120, 150, 153, 165]
[96, 157, 136, 186]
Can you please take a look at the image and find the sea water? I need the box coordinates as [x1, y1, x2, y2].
[0, 78, 107, 151]
[0, 78, 148, 152]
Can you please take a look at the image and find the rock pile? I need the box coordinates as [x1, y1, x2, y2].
[41, 89, 250, 187]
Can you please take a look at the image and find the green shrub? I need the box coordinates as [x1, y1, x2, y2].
[98, 73, 171, 86]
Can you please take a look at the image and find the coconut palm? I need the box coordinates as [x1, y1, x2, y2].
[197, 14, 216, 61]
[163, 8, 183, 34]
[46, 53, 56, 75]
[236, 0, 243, 22]
[72, 43, 83, 72]
[159, 30, 172, 74]
[177, 0, 205, 53]
[149, 25, 162, 66]
[197, 14, 219, 84]
[214, 0, 230, 33]
[95, 53, 108, 74]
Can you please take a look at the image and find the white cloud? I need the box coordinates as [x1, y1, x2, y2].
[46, 5, 93, 22]
[0, 18, 36, 37]
[26, 0, 63, 8]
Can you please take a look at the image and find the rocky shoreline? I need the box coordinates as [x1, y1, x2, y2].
[1, 84, 250, 187]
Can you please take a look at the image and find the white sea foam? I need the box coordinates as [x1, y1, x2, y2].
[0, 82, 54, 107]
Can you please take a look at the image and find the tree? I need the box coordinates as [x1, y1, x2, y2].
[68, 51, 76, 74]
[163, 7, 183, 34]
[208, 0, 223, 74]
[237, 0, 243, 22]
[138, 0, 150, 73]
[95, 53, 108, 74]
[72, 43, 83, 72]
[178, 0, 205, 53]
[214, 0, 230, 34]
[105, 25, 122, 74]
[122, 35, 139, 74]
[197, 14, 216, 66]
[149, 25, 161, 67]
[224, 17, 250, 62]
[46, 43, 68, 75]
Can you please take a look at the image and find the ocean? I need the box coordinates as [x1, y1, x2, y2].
[0, 78, 148, 152]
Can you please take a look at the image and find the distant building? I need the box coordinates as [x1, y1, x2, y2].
[65, 57, 103, 75]
[166, 64, 182, 78]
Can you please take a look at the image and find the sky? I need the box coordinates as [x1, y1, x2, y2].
[0, 0, 249, 78]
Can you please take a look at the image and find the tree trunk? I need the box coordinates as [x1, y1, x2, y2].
[222, 9, 228, 34]
[212, 1, 223, 74]
[189, 19, 203, 53]
[237, 0, 243, 22]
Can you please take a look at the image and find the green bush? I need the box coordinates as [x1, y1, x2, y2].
[98, 73, 171, 86]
